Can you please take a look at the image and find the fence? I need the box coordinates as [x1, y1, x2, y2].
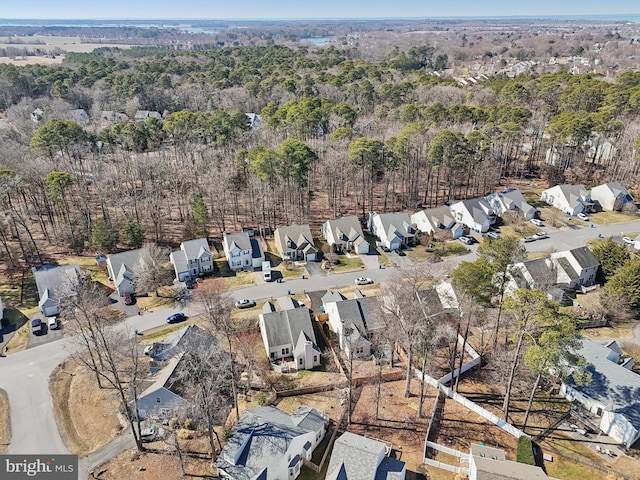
[437, 335, 482, 384]
[276, 383, 343, 398]
[422, 458, 468, 474]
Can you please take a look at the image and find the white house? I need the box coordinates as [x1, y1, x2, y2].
[561, 339, 640, 447]
[411, 206, 459, 236]
[590, 182, 634, 212]
[222, 231, 264, 271]
[33, 264, 81, 317]
[216, 406, 329, 480]
[485, 189, 536, 220]
[449, 198, 496, 233]
[322, 215, 369, 254]
[468, 444, 557, 480]
[106, 248, 145, 296]
[274, 224, 318, 262]
[170, 238, 214, 281]
[322, 290, 385, 358]
[550, 246, 599, 288]
[134, 110, 162, 122]
[259, 298, 321, 371]
[367, 212, 416, 250]
[326, 432, 406, 480]
[540, 184, 593, 216]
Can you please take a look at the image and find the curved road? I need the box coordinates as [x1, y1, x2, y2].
[1, 217, 639, 479]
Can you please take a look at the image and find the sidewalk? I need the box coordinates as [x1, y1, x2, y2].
[78, 430, 136, 480]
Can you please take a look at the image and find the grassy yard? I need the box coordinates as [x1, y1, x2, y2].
[59, 255, 112, 289]
[135, 286, 180, 312]
[0, 270, 39, 313]
[588, 210, 639, 226]
[213, 259, 258, 288]
[325, 254, 365, 274]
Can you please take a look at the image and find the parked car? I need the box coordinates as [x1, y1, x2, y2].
[166, 313, 187, 324]
[123, 292, 134, 305]
[47, 316, 59, 330]
[235, 298, 256, 309]
[577, 212, 589, 221]
[31, 318, 43, 335]
[530, 218, 544, 227]
[522, 236, 537, 243]
[487, 231, 500, 240]
[355, 277, 374, 286]
[622, 236, 634, 245]
[459, 236, 473, 245]
[533, 231, 548, 240]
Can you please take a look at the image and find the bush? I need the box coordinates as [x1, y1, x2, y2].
[222, 426, 233, 440]
[184, 418, 196, 430]
[168, 417, 179, 429]
[254, 392, 268, 406]
[516, 436, 535, 465]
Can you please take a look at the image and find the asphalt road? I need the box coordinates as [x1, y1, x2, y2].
[1, 216, 639, 480]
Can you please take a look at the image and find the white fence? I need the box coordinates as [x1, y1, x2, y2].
[422, 458, 469, 474]
[425, 440, 469, 460]
[437, 335, 482, 384]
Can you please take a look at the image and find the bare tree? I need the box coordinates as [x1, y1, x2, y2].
[132, 242, 174, 295]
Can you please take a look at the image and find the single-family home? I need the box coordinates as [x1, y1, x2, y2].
[146, 325, 215, 365]
[550, 246, 599, 289]
[326, 431, 406, 480]
[322, 290, 385, 358]
[100, 110, 129, 126]
[485, 189, 537, 220]
[561, 338, 640, 447]
[222, 231, 264, 271]
[322, 215, 369, 254]
[468, 444, 558, 480]
[586, 137, 617, 162]
[506, 258, 562, 297]
[133, 354, 193, 420]
[106, 248, 145, 296]
[590, 182, 635, 212]
[67, 108, 90, 126]
[274, 224, 318, 262]
[216, 406, 329, 480]
[449, 198, 496, 233]
[259, 298, 321, 370]
[134, 110, 162, 122]
[169, 238, 214, 281]
[411, 206, 457, 237]
[367, 212, 416, 251]
[540, 184, 593, 216]
[33, 264, 81, 317]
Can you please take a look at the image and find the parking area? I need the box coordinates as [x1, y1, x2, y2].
[27, 315, 65, 349]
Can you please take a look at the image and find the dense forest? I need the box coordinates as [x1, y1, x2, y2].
[1, 32, 640, 269]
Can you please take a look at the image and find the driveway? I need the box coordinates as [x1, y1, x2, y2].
[304, 261, 324, 277]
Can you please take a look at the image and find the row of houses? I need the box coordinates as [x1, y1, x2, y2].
[541, 182, 635, 216]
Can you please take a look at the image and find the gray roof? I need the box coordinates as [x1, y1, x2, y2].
[334, 296, 385, 338]
[139, 354, 183, 398]
[374, 213, 415, 239]
[553, 184, 592, 208]
[569, 246, 600, 270]
[426, 206, 455, 228]
[216, 406, 325, 480]
[224, 232, 252, 252]
[322, 291, 347, 305]
[151, 325, 215, 362]
[324, 216, 365, 243]
[275, 224, 317, 255]
[181, 238, 211, 261]
[326, 432, 405, 480]
[555, 257, 579, 283]
[469, 444, 557, 480]
[261, 307, 317, 349]
[455, 197, 495, 224]
[33, 264, 80, 301]
[170, 250, 188, 275]
[593, 181, 632, 199]
[277, 296, 303, 311]
[291, 406, 328, 434]
[107, 249, 144, 282]
[520, 258, 556, 286]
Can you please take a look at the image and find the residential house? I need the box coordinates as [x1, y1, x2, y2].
[106, 248, 145, 296]
[550, 247, 599, 289]
[100, 110, 129, 126]
[322, 215, 369, 254]
[322, 290, 385, 358]
[590, 182, 635, 212]
[587, 137, 617, 162]
[326, 431, 406, 480]
[274, 224, 318, 262]
[367, 212, 416, 251]
[33, 264, 81, 317]
[411, 206, 458, 237]
[449, 198, 496, 233]
[468, 444, 558, 480]
[540, 184, 593, 216]
[222, 231, 264, 271]
[146, 325, 215, 368]
[216, 406, 329, 480]
[561, 338, 640, 447]
[134, 110, 162, 122]
[259, 298, 321, 370]
[67, 108, 90, 125]
[485, 189, 536, 220]
[245, 113, 261, 129]
[133, 355, 193, 420]
[170, 238, 214, 281]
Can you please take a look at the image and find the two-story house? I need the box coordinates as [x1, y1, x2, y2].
[169, 238, 214, 281]
[33, 264, 81, 317]
[485, 189, 537, 220]
[411, 206, 464, 239]
[550, 246, 600, 289]
[449, 198, 496, 233]
[222, 231, 264, 272]
[540, 184, 593, 216]
[216, 406, 329, 480]
[322, 215, 369, 254]
[590, 182, 635, 212]
[106, 248, 145, 296]
[367, 212, 416, 251]
[274, 224, 318, 262]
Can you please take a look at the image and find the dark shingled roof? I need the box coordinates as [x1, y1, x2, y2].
[569, 246, 600, 269]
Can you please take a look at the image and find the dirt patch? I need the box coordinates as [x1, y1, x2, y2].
[0, 388, 10, 452]
[50, 361, 123, 456]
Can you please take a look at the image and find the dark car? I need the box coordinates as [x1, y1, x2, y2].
[31, 318, 43, 335]
[394, 249, 406, 256]
[123, 292, 135, 305]
[166, 313, 187, 324]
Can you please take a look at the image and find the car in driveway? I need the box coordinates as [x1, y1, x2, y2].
[31, 318, 43, 335]
[166, 313, 187, 324]
[522, 236, 537, 243]
[355, 277, 374, 286]
[235, 298, 256, 309]
[577, 212, 589, 221]
[530, 218, 544, 227]
[123, 292, 135, 305]
[459, 236, 474, 245]
[47, 316, 59, 330]
[487, 231, 500, 240]
[533, 231, 548, 240]
[622, 236, 634, 245]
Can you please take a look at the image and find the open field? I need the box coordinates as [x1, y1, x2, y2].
[0, 35, 134, 53]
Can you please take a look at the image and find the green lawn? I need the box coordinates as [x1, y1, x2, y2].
[326, 255, 365, 274]
[588, 210, 639, 226]
[213, 259, 258, 288]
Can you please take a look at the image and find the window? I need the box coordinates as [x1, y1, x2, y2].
[314, 355, 318, 362]
[299, 358, 303, 365]
[156, 397, 161, 404]
[282, 348, 289, 355]
[355, 346, 364, 355]
[270, 352, 275, 359]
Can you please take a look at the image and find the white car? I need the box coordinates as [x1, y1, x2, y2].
[355, 277, 374, 286]
[533, 231, 548, 240]
[577, 213, 589, 221]
[530, 218, 544, 227]
[487, 231, 500, 240]
[47, 316, 59, 330]
[622, 236, 634, 245]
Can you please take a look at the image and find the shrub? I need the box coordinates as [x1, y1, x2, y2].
[184, 418, 196, 430]
[516, 436, 535, 465]
[254, 392, 268, 406]
[168, 417, 179, 429]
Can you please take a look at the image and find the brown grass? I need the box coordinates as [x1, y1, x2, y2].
[0, 388, 10, 452]
[49, 361, 123, 456]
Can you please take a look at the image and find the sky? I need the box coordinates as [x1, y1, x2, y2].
[1, 0, 638, 20]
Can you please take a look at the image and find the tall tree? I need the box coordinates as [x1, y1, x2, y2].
[590, 237, 629, 278]
[132, 243, 174, 295]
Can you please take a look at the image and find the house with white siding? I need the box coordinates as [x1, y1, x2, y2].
[322, 215, 369, 254]
[33, 264, 81, 317]
[449, 198, 496, 233]
[367, 212, 416, 251]
[540, 184, 593, 216]
[106, 249, 145, 296]
[170, 238, 214, 281]
[222, 231, 264, 271]
[590, 182, 635, 212]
